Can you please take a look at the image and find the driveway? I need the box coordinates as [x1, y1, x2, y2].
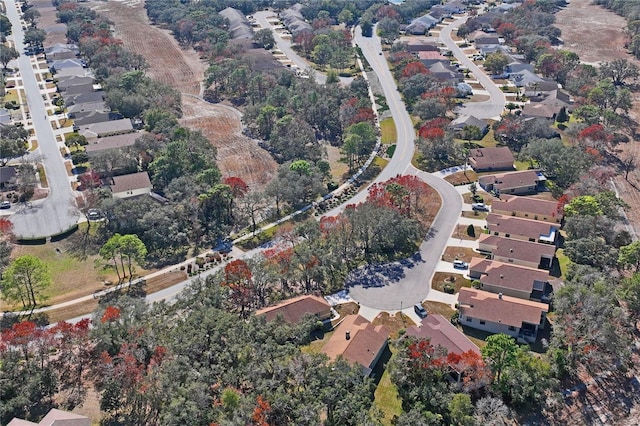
[439, 17, 506, 120]
[5, 0, 80, 239]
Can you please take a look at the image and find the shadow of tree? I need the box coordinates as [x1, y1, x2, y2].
[345, 251, 425, 289]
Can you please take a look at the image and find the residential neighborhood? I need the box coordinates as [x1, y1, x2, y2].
[1, 0, 640, 424]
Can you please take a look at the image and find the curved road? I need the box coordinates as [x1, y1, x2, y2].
[5, 0, 80, 239]
[341, 27, 463, 310]
[439, 17, 506, 120]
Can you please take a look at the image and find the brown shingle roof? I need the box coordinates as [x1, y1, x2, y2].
[469, 257, 549, 293]
[406, 314, 480, 355]
[8, 409, 90, 426]
[322, 315, 388, 370]
[492, 194, 562, 219]
[478, 234, 556, 264]
[486, 214, 560, 241]
[255, 295, 330, 323]
[110, 172, 152, 194]
[478, 170, 542, 191]
[85, 132, 141, 154]
[457, 288, 548, 328]
[469, 147, 514, 170]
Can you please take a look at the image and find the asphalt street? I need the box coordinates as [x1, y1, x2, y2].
[5, 0, 80, 238]
[439, 17, 506, 119]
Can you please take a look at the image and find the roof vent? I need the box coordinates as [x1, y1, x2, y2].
[345, 330, 351, 340]
[500, 275, 504, 279]
[498, 293, 503, 299]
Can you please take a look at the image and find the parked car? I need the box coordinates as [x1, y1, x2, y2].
[0, 201, 11, 209]
[87, 209, 102, 220]
[414, 303, 428, 318]
[453, 260, 469, 269]
[471, 203, 489, 212]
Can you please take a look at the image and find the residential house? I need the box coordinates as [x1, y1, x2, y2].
[54, 66, 92, 78]
[479, 44, 510, 57]
[441, 0, 467, 14]
[478, 170, 546, 195]
[457, 288, 549, 344]
[405, 40, 440, 53]
[418, 50, 448, 67]
[49, 59, 86, 73]
[219, 7, 253, 40]
[280, 4, 313, 36]
[407, 314, 480, 356]
[56, 75, 94, 92]
[85, 132, 141, 158]
[74, 111, 123, 127]
[255, 294, 332, 323]
[474, 36, 501, 46]
[67, 101, 109, 118]
[521, 102, 557, 119]
[44, 43, 79, 56]
[469, 258, 552, 302]
[79, 118, 133, 139]
[0, 166, 17, 189]
[0, 108, 11, 125]
[486, 213, 560, 244]
[429, 62, 464, 83]
[63, 90, 105, 106]
[468, 147, 514, 171]
[322, 315, 388, 377]
[8, 408, 90, 426]
[492, 194, 563, 223]
[524, 89, 573, 119]
[109, 171, 152, 199]
[457, 82, 473, 97]
[478, 234, 556, 269]
[406, 14, 439, 35]
[449, 115, 489, 137]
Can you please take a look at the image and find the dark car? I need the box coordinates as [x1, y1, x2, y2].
[213, 238, 233, 254]
[0, 201, 10, 209]
[414, 303, 428, 318]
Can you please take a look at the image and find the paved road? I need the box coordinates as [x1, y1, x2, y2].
[253, 10, 352, 85]
[5, 0, 80, 238]
[439, 17, 506, 120]
[341, 27, 463, 310]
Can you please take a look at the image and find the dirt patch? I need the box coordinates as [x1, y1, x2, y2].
[372, 312, 416, 339]
[452, 224, 483, 240]
[444, 170, 477, 186]
[180, 97, 277, 189]
[441, 246, 477, 263]
[461, 210, 487, 219]
[422, 301, 455, 319]
[334, 302, 360, 318]
[431, 272, 472, 294]
[89, 0, 276, 189]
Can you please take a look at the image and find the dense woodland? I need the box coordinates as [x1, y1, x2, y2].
[2, 0, 640, 424]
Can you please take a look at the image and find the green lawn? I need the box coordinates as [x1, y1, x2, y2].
[380, 118, 397, 144]
[554, 248, 571, 279]
[372, 362, 402, 425]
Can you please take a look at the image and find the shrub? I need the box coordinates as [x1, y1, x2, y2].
[443, 284, 455, 294]
[466, 224, 475, 237]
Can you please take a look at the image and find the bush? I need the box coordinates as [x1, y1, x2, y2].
[443, 284, 455, 294]
[466, 224, 475, 238]
[472, 194, 483, 203]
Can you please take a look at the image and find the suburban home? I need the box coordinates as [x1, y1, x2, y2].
[429, 62, 464, 83]
[8, 408, 90, 426]
[478, 170, 546, 195]
[63, 90, 105, 106]
[44, 43, 79, 56]
[322, 315, 388, 377]
[406, 14, 440, 35]
[406, 314, 480, 356]
[486, 213, 560, 245]
[56, 75, 94, 92]
[0, 166, 17, 189]
[492, 194, 563, 223]
[405, 40, 440, 53]
[85, 132, 141, 158]
[469, 258, 552, 302]
[49, 58, 86, 73]
[255, 294, 332, 323]
[109, 171, 153, 199]
[478, 234, 556, 269]
[79, 118, 134, 139]
[474, 35, 501, 46]
[440, 0, 467, 14]
[479, 44, 510, 58]
[457, 288, 549, 344]
[468, 147, 514, 171]
[509, 69, 544, 88]
[0, 108, 11, 125]
[418, 50, 448, 66]
[280, 3, 313, 36]
[67, 101, 109, 118]
[53, 66, 92, 78]
[219, 7, 253, 40]
[449, 115, 488, 136]
[521, 102, 557, 119]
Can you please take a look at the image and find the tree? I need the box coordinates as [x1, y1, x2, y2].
[556, 106, 568, 123]
[0, 124, 28, 165]
[473, 396, 510, 426]
[599, 58, 639, 86]
[253, 28, 275, 49]
[118, 234, 147, 281]
[1, 255, 51, 309]
[618, 273, 640, 321]
[100, 233, 125, 282]
[23, 8, 41, 27]
[618, 241, 640, 272]
[0, 15, 12, 38]
[0, 45, 19, 69]
[482, 334, 518, 383]
[23, 28, 46, 46]
[484, 52, 509, 75]
[377, 17, 400, 43]
[449, 393, 474, 426]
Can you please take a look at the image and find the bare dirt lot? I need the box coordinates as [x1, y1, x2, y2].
[557, 0, 640, 237]
[90, 0, 277, 189]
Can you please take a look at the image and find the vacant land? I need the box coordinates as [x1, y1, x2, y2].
[90, 0, 277, 189]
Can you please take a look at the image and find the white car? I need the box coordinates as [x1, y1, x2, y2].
[453, 260, 469, 269]
[471, 203, 489, 212]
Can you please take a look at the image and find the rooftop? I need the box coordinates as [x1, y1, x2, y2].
[8, 408, 90, 426]
[406, 314, 480, 355]
[85, 132, 141, 154]
[478, 170, 543, 190]
[492, 194, 562, 219]
[469, 257, 550, 293]
[468, 147, 514, 169]
[486, 213, 560, 242]
[478, 234, 556, 264]
[255, 294, 330, 323]
[110, 171, 152, 194]
[322, 315, 388, 370]
[457, 288, 548, 328]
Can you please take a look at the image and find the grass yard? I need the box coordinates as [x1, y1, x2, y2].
[441, 247, 478, 263]
[461, 192, 494, 205]
[423, 301, 456, 318]
[452, 224, 484, 240]
[372, 312, 416, 339]
[461, 210, 488, 220]
[373, 364, 402, 425]
[444, 170, 477, 186]
[326, 144, 349, 183]
[554, 248, 571, 279]
[301, 330, 334, 355]
[431, 272, 472, 294]
[380, 118, 397, 144]
[374, 156, 389, 168]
